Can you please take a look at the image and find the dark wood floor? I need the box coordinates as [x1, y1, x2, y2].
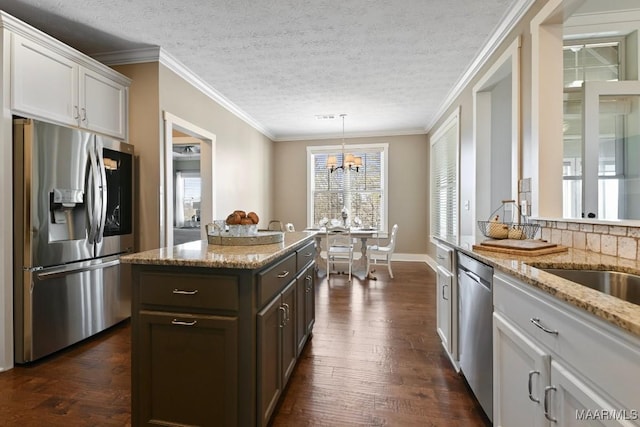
[271, 262, 490, 426]
[0, 261, 490, 426]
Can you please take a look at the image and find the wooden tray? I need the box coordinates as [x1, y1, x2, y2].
[479, 239, 557, 250]
[473, 239, 567, 256]
[207, 231, 284, 246]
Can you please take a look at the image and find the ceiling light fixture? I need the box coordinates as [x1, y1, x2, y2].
[326, 114, 362, 173]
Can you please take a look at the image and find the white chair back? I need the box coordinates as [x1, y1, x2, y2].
[367, 224, 398, 279]
[325, 225, 354, 281]
[387, 224, 399, 251]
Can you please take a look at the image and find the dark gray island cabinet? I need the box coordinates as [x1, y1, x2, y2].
[121, 232, 317, 427]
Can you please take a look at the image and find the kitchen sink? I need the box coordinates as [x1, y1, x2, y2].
[538, 268, 640, 306]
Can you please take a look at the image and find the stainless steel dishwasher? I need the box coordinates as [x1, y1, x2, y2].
[457, 251, 493, 422]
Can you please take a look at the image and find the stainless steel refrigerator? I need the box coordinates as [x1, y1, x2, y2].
[13, 118, 134, 363]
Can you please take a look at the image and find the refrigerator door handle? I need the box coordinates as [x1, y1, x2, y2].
[88, 144, 101, 244]
[35, 257, 120, 280]
[96, 143, 108, 244]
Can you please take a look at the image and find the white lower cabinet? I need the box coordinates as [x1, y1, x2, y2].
[494, 272, 640, 427]
[435, 242, 458, 368]
[436, 265, 452, 352]
[548, 360, 636, 427]
[494, 312, 550, 427]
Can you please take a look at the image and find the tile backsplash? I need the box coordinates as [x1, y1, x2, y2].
[530, 219, 640, 261]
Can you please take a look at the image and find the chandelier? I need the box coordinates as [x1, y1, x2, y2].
[326, 114, 362, 173]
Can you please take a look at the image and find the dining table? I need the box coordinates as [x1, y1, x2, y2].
[305, 227, 380, 279]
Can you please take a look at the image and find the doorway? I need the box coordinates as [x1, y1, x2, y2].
[173, 132, 202, 244]
[162, 112, 216, 247]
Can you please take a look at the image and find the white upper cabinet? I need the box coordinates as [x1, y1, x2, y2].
[79, 67, 127, 139]
[10, 32, 129, 140]
[11, 34, 78, 127]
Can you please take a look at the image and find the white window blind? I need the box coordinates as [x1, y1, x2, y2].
[308, 144, 388, 231]
[430, 109, 459, 241]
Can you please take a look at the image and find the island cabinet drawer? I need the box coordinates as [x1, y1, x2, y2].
[258, 252, 297, 307]
[139, 272, 238, 312]
[296, 240, 316, 270]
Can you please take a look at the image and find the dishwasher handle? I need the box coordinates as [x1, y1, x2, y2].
[463, 269, 482, 284]
[460, 268, 491, 291]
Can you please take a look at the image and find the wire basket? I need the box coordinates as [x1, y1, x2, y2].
[477, 221, 539, 240]
[477, 200, 539, 240]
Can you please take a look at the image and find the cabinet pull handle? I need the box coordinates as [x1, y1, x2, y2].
[543, 385, 557, 422]
[277, 271, 290, 278]
[436, 255, 445, 260]
[305, 275, 312, 292]
[530, 318, 558, 335]
[283, 303, 290, 324]
[73, 106, 80, 120]
[81, 108, 87, 122]
[528, 370, 540, 402]
[173, 289, 198, 295]
[442, 283, 448, 301]
[279, 306, 287, 328]
[304, 252, 313, 257]
[171, 319, 197, 326]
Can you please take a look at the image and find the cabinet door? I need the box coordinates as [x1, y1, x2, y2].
[281, 280, 297, 385]
[136, 311, 238, 427]
[296, 272, 307, 356]
[436, 266, 452, 353]
[304, 265, 315, 337]
[11, 33, 78, 127]
[295, 265, 316, 356]
[257, 293, 284, 427]
[493, 313, 551, 427]
[79, 67, 127, 139]
[547, 361, 636, 426]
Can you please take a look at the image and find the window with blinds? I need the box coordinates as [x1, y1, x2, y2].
[430, 109, 459, 241]
[308, 144, 388, 231]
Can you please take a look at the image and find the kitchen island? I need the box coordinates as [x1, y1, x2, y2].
[121, 231, 317, 427]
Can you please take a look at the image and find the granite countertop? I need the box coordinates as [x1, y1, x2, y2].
[452, 242, 640, 337]
[121, 231, 316, 269]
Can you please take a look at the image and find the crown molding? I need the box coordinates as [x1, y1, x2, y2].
[91, 47, 162, 65]
[274, 127, 427, 142]
[425, 0, 536, 133]
[93, 47, 275, 140]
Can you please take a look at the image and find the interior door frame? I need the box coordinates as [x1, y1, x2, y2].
[161, 112, 216, 247]
[582, 80, 640, 219]
[472, 36, 521, 243]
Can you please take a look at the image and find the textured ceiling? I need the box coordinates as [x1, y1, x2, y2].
[0, 0, 517, 140]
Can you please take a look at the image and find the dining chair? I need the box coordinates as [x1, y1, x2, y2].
[366, 224, 398, 279]
[325, 225, 354, 281]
